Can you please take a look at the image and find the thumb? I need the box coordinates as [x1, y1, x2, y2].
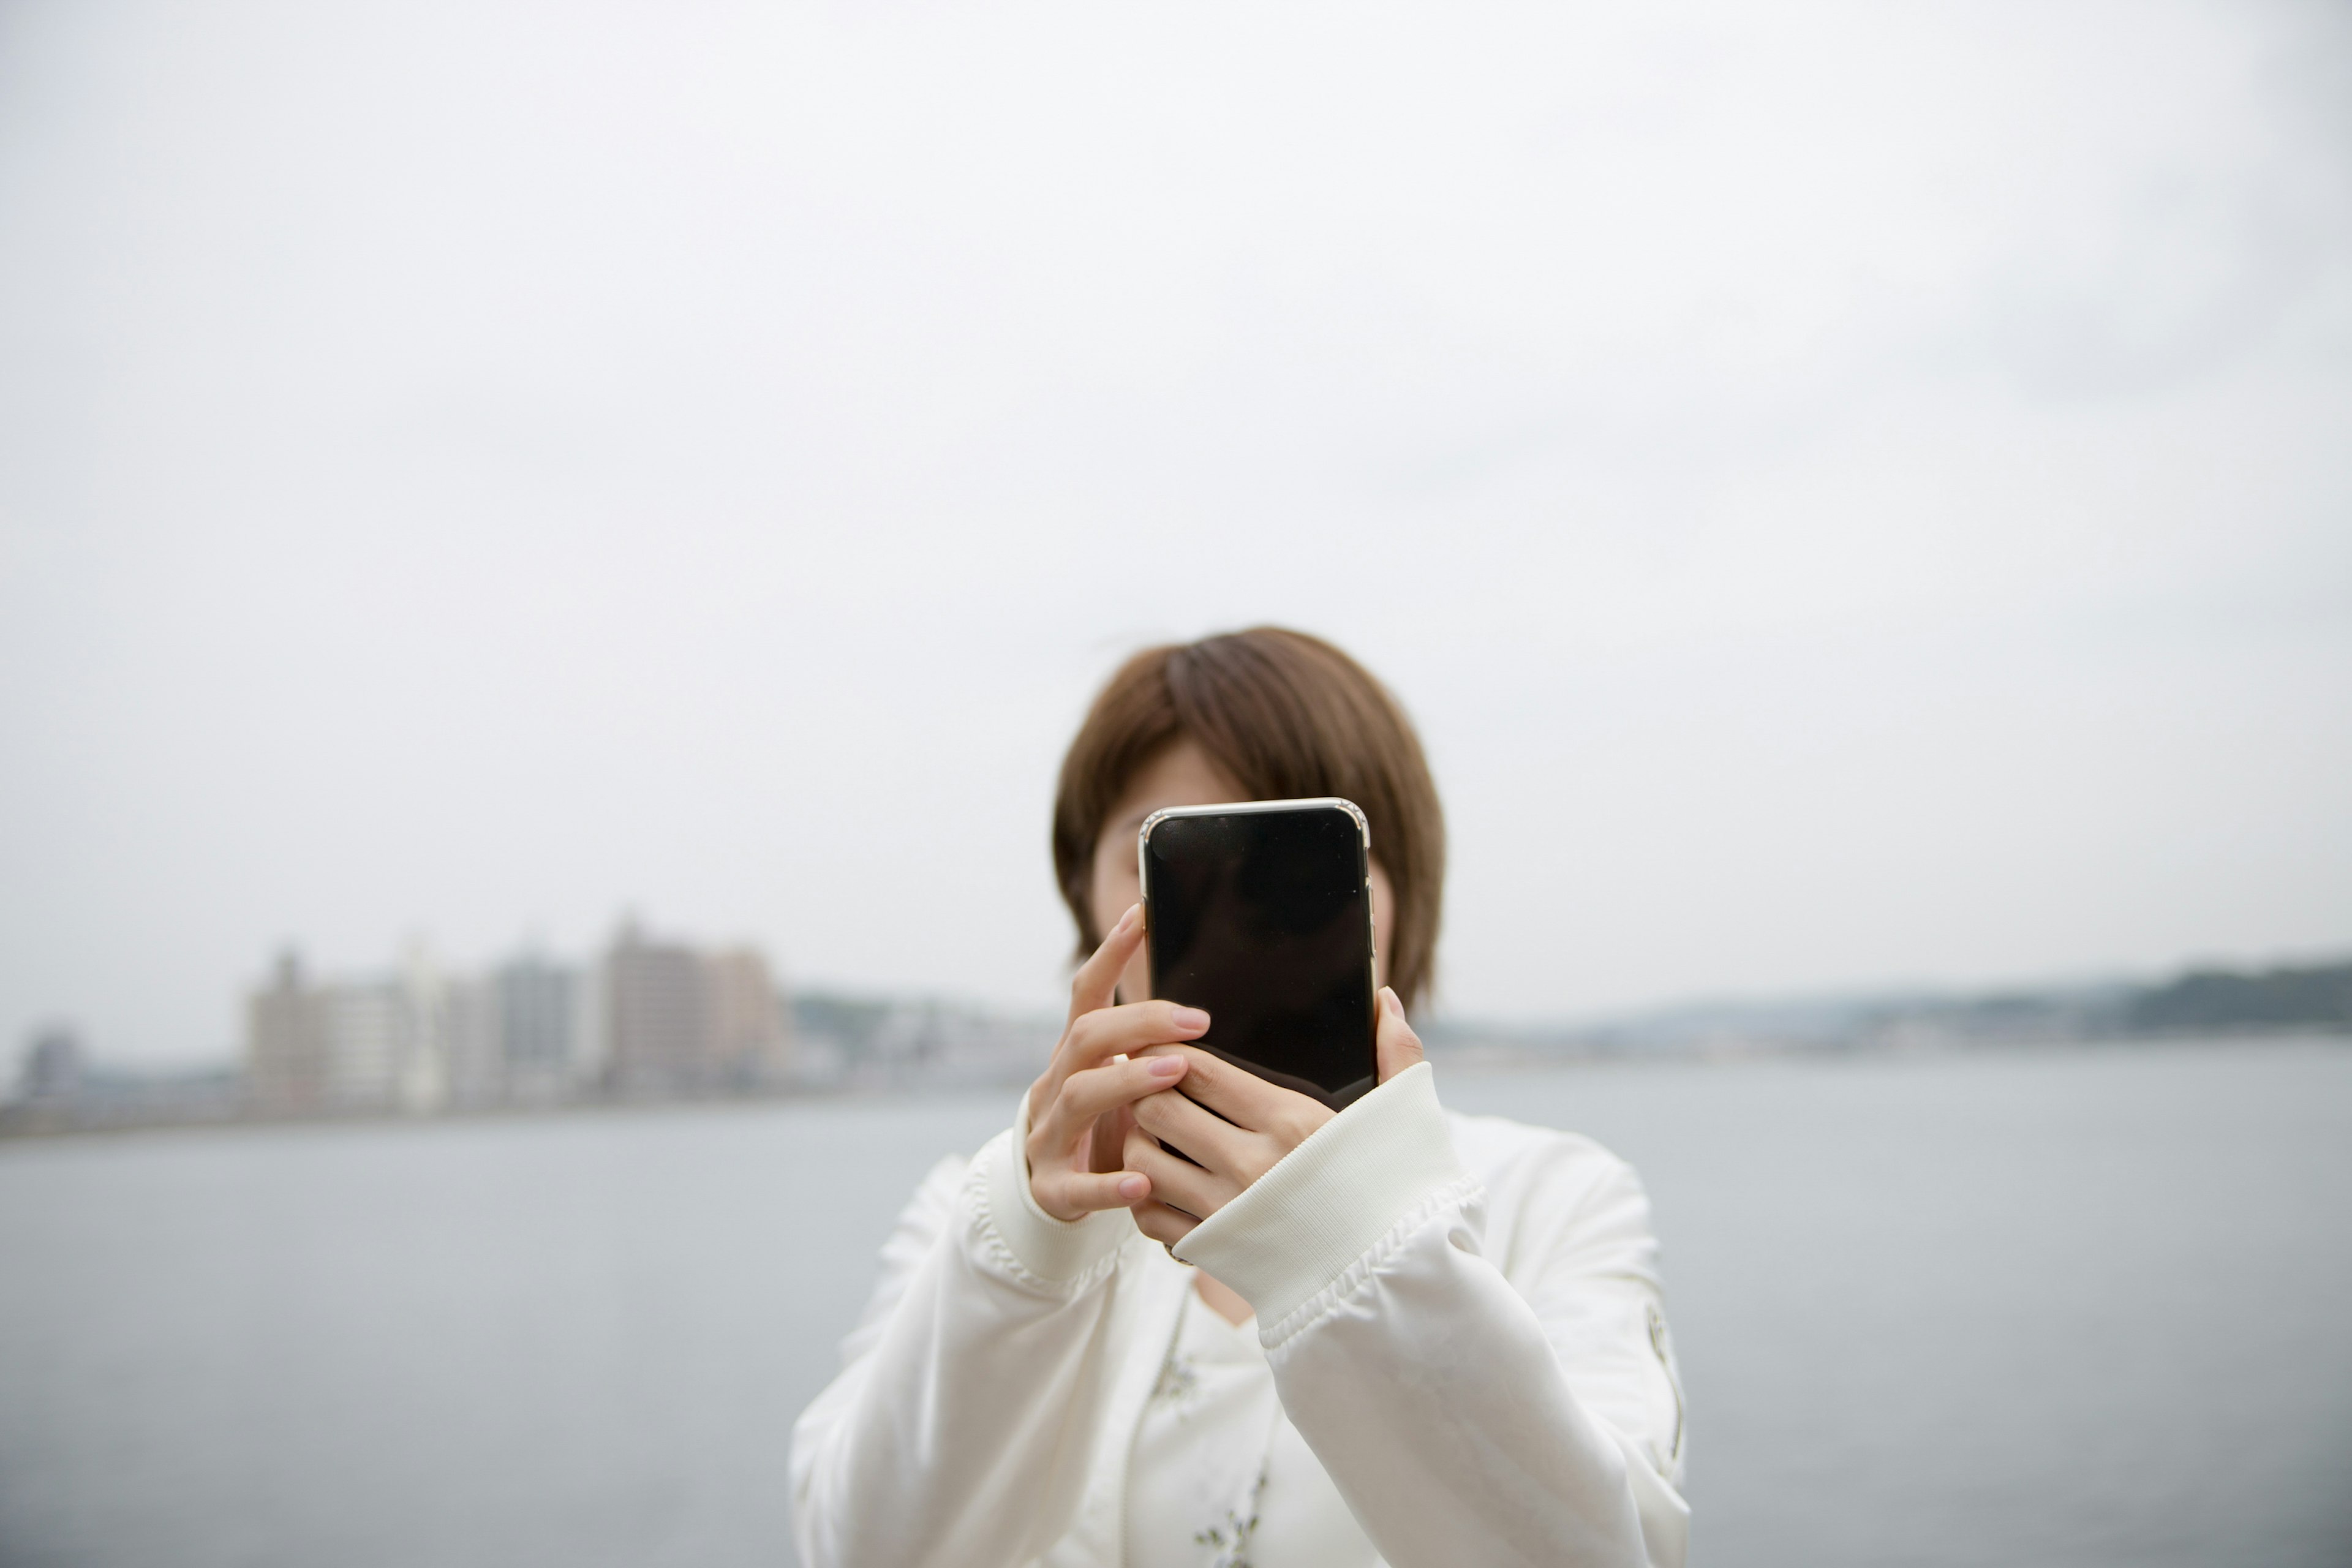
[1374, 987, 1425, 1084]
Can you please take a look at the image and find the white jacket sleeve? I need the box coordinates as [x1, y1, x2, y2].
[789, 1094, 1139, 1568]
[1172, 1063, 1691, 1568]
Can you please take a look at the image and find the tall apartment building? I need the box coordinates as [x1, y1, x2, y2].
[707, 947, 793, 1086]
[247, 952, 330, 1112]
[603, 923, 792, 1091]
[498, 955, 579, 1098]
[605, 922, 709, 1090]
[321, 979, 406, 1109]
[17, 1024, 88, 1106]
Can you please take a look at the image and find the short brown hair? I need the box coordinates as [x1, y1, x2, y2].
[1051, 627, 1446, 1009]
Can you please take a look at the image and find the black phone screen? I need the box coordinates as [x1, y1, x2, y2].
[1141, 799, 1377, 1109]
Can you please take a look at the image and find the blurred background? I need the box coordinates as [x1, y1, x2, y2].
[1, 1, 2348, 1565]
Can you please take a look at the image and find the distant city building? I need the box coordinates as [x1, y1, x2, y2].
[444, 974, 502, 1107]
[605, 922, 711, 1090]
[247, 952, 329, 1112]
[390, 946, 451, 1113]
[244, 947, 450, 1115]
[498, 956, 582, 1098]
[603, 922, 793, 1092]
[445, 954, 584, 1106]
[17, 1024, 88, 1105]
[322, 978, 406, 1109]
[707, 947, 793, 1086]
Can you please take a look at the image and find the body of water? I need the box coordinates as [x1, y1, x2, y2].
[2, 1041, 2347, 1566]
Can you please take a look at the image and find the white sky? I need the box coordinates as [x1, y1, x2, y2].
[2, 0, 2348, 1065]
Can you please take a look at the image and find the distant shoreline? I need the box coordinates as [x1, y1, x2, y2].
[7, 1019, 2345, 1142]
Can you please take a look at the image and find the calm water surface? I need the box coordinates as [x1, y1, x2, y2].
[2, 1041, 2348, 1567]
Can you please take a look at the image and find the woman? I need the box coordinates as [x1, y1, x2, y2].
[792, 628, 1689, 1568]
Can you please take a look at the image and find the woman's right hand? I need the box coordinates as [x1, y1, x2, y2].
[1025, 902, 1210, 1222]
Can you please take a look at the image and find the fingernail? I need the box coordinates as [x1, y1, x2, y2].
[1147, 1055, 1186, 1077]
[1381, 986, 1401, 1016]
[1118, 1174, 1148, 1199]
[1117, 903, 1143, 933]
[1171, 1006, 1210, 1033]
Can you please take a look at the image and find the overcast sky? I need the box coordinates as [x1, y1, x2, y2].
[2, 0, 2348, 1065]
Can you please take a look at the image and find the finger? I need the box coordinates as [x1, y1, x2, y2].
[1038, 1055, 1187, 1150]
[1123, 1125, 1234, 1221]
[1062, 1000, 1210, 1071]
[1131, 1199, 1197, 1248]
[1134, 1045, 1327, 1145]
[1067, 903, 1147, 1025]
[1376, 987, 1426, 1085]
[1034, 1164, 1153, 1222]
[1131, 1080, 1250, 1174]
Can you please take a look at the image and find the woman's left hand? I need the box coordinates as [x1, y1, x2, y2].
[1124, 986, 1425, 1248]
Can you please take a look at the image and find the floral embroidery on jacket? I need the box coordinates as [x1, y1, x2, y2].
[1191, 1464, 1268, 1568]
[1149, 1347, 1200, 1411]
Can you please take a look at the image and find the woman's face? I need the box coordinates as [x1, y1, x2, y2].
[1086, 737, 1396, 1005]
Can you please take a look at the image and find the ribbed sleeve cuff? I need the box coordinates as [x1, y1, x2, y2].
[975, 1088, 1133, 1286]
[1171, 1061, 1466, 1325]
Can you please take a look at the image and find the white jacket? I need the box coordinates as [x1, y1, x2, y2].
[791, 1063, 1689, 1567]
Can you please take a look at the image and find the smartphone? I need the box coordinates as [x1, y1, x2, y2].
[1138, 797, 1378, 1110]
